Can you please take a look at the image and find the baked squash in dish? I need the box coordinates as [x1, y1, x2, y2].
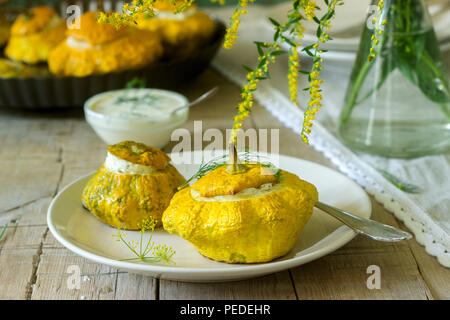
[49, 11, 163, 77]
[82, 141, 185, 230]
[162, 164, 318, 263]
[0, 58, 49, 78]
[5, 6, 65, 64]
[0, 17, 10, 47]
[133, 2, 216, 59]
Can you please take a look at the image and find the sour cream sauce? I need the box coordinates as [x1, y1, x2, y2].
[91, 89, 185, 120]
[84, 88, 189, 148]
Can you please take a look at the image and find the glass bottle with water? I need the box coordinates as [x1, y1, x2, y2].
[339, 0, 449, 158]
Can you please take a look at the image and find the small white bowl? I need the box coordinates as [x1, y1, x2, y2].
[84, 88, 189, 149]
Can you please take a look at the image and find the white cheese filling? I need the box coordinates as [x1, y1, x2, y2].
[104, 151, 159, 175]
[66, 36, 100, 49]
[155, 7, 197, 20]
[191, 183, 280, 202]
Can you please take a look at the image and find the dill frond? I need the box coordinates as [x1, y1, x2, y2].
[113, 217, 175, 265]
[376, 168, 422, 194]
[178, 150, 281, 189]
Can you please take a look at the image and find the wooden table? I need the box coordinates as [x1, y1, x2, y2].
[0, 68, 449, 300]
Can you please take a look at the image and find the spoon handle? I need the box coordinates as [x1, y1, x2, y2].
[315, 201, 412, 242]
[171, 87, 218, 115]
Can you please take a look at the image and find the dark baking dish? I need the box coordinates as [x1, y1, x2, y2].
[0, 1, 225, 109]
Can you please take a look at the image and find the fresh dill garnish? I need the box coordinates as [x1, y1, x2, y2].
[116, 77, 158, 105]
[376, 168, 422, 194]
[125, 77, 147, 89]
[0, 224, 6, 241]
[178, 151, 281, 190]
[113, 218, 175, 264]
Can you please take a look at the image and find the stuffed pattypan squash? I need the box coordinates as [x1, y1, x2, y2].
[49, 11, 163, 77]
[82, 141, 185, 230]
[162, 164, 318, 263]
[5, 6, 66, 64]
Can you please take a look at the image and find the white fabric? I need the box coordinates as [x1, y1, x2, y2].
[210, 12, 450, 267]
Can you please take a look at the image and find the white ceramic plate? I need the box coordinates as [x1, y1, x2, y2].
[47, 151, 371, 282]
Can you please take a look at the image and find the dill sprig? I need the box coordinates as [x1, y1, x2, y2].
[113, 217, 175, 264]
[376, 168, 422, 194]
[115, 77, 150, 104]
[0, 224, 6, 241]
[178, 150, 281, 189]
[125, 77, 147, 89]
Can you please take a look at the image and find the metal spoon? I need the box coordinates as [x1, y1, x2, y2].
[315, 201, 412, 242]
[171, 87, 219, 115]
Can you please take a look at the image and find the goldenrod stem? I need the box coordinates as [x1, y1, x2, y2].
[228, 142, 237, 164]
[226, 142, 246, 175]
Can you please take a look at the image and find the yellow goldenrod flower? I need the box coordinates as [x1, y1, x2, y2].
[96, 0, 194, 28]
[300, 0, 342, 144]
[224, 0, 254, 49]
[367, 0, 385, 62]
[302, 0, 317, 20]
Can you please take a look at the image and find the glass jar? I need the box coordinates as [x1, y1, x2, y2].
[338, 0, 450, 158]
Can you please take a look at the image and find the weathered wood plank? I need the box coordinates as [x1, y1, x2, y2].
[114, 273, 157, 300]
[0, 198, 50, 299]
[0, 161, 62, 214]
[160, 272, 297, 300]
[31, 232, 118, 300]
[399, 221, 450, 300]
[0, 111, 68, 299]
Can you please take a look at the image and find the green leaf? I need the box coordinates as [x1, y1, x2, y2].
[274, 29, 280, 41]
[255, 41, 264, 56]
[288, 17, 301, 25]
[281, 36, 296, 47]
[271, 50, 287, 56]
[268, 17, 280, 26]
[416, 52, 450, 105]
[303, 48, 314, 57]
[242, 65, 253, 72]
[316, 26, 322, 38]
[397, 58, 417, 85]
